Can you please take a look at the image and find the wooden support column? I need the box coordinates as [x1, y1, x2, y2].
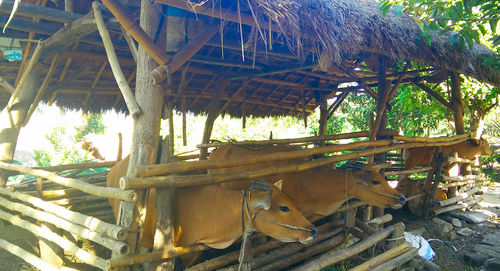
[373, 55, 390, 218]
[449, 72, 465, 197]
[0, 64, 42, 186]
[450, 72, 465, 135]
[199, 79, 229, 160]
[114, 1, 164, 269]
[317, 93, 328, 140]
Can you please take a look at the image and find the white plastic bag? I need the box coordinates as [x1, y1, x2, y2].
[404, 232, 436, 260]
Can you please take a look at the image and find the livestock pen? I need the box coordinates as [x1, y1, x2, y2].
[0, 0, 498, 270]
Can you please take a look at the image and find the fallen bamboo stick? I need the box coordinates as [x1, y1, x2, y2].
[0, 196, 129, 255]
[137, 140, 393, 176]
[385, 167, 432, 176]
[0, 161, 136, 202]
[93, 2, 141, 118]
[0, 209, 107, 270]
[441, 180, 475, 188]
[256, 234, 346, 271]
[0, 187, 127, 241]
[123, 141, 469, 189]
[371, 247, 418, 271]
[350, 242, 412, 271]
[366, 214, 393, 226]
[32, 161, 117, 172]
[443, 175, 482, 182]
[106, 245, 206, 269]
[433, 203, 464, 215]
[290, 224, 397, 271]
[436, 187, 480, 207]
[405, 193, 425, 202]
[186, 220, 344, 271]
[0, 238, 78, 271]
[219, 228, 345, 271]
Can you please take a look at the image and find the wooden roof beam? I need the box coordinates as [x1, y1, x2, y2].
[39, 10, 98, 59]
[412, 80, 454, 111]
[0, 0, 82, 24]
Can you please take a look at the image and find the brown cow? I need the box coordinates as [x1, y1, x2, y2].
[403, 138, 495, 171]
[396, 176, 447, 215]
[107, 157, 316, 250]
[209, 145, 406, 219]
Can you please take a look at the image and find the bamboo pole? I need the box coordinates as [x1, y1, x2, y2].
[0, 196, 129, 255]
[385, 167, 432, 176]
[291, 225, 396, 271]
[123, 140, 470, 189]
[23, 54, 58, 126]
[32, 161, 117, 172]
[0, 161, 136, 202]
[101, 0, 169, 66]
[0, 75, 15, 93]
[371, 247, 419, 271]
[106, 245, 206, 269]
[137, 140, 393, 176]
[0, 209, 107, 270]
[7, 41, 43, 110]
[393, 133, 470, 143]
[93, 2, 141, 118]
[436, 187, 480, 207]
[0, 238, 77, 271]
[350, 242, 412, 271]
[433, 204, 464, 215]
[405, 193, 425, 201]
[366, 214, 393, 226]
[220, 228, 345, 271]
[256, 234, 346, 271]
[0, 187, 127, 241]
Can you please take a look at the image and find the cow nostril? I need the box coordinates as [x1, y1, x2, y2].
[310, 226, 317, 237]
[399, 194, 406, 204]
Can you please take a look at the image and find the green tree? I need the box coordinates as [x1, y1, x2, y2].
[378, 0, 499, 68]
[74, 113, 106, 141]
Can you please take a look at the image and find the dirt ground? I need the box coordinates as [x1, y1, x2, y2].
[390, 182, 500, 271]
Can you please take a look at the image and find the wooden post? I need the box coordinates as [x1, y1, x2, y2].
[317, 93, 328, 147]
[199, 79, 229, 160]
[450, 72, 465, 135]
[0, 63, 41, 186]
[114, 0, 165, 268]
[424, 152, 445, 219]
[386, 222, 405, 250]
[421, 148, 440, 218]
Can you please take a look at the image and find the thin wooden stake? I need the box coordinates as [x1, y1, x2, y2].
[93, 2, 141, 118]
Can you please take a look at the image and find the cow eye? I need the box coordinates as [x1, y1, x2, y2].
[279, 206, 290, 212]
[371, 180, 381, 185]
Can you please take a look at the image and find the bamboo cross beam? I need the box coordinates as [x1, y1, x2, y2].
[0, 209, 108, 270]
[394, 132, 471, 143]
[93, 2, 141, 118]
[385, 167, 432, 176]
[0, 161, 136, 202]
[0, 74, 15, 93]
[33, 161, 117, 172]
[436, 187, 480, 207]
[101, 0, 169, 66]
[0, 187, 127, 240]
[123, 140, 471, 189]
[0, 196, 129, 255]
[0, 238, 77, 271]
[137, 140, 393, 176]
[371, 247, 419, 271]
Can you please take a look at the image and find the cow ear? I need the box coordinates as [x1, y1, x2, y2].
[274, 180, 283, 191]
[467, 139, 480, 145]
[355, 170, 372, 185]
[251, 189, 272, 210]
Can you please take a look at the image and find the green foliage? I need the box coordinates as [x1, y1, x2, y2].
[378, 0, 500, 68]
[74, 113, 106, 141]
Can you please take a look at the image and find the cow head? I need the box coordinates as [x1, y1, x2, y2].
[248, 184, 316, 245]
[467, 138, 495, 156]
[346, 163, 406, 209]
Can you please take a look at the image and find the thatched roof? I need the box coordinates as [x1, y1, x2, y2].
[0, 0, 498, 117]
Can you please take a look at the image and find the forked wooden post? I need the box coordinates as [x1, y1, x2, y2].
[421, 147, 441, 218]
[424, 151, 445, 219]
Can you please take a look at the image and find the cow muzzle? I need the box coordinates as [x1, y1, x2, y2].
[392, 194, 406, 209]
[300, 226, 317, 244]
